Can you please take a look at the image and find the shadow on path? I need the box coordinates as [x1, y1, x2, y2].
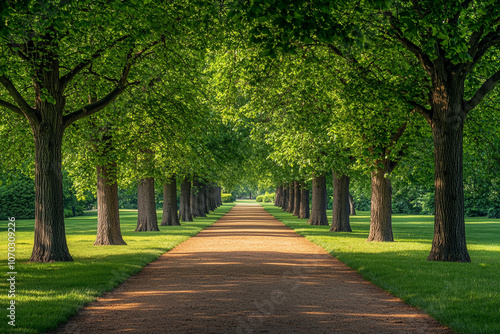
[55, 204, 450, 334]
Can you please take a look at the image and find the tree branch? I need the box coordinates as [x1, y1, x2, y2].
[471, 28, 500, 65]
[403, 97, 432, 122]
[8, 44, 29, 61]
[0, 98, 24, 116]
[390, 121, 408, 146]
[63, 64, 133, 129]
[60, 35, 130, 91]
[464, 68, 500, 114]
[383, 11, 434, 74]
[63, 39, 160, 128]
[0, 75, 38, 122]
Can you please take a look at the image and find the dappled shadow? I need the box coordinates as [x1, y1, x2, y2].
[54, 204, 450, 334]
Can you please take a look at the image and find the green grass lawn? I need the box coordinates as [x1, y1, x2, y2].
[261, 203, 500, 334]
[0, 204, 234, 334]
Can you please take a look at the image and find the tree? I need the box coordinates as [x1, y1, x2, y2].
[372, 1, 500, 261]
[0, 1, 166, 261]
[161, 176, 180, 226]
[231, 0, 500, 261]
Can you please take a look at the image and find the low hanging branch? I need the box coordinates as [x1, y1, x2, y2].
[62, 39, 161, 129]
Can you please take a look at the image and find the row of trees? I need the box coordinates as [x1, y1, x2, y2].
[0, 1, 251, 262]
[217, 0, 500, 262]
[1, 1, 499, 263]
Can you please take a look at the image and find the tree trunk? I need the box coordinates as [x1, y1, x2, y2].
[275, 186, 281, 206]
[349, 193, 356, 215]
[30, 117, 73, 262]
[201, 182, 210, 214]
[161, 176, 180, 226]
[191, 179, 202, 218]
[135, 177, 159, 231]
[95, 163, 126, 245]
[330, 171, 352, 232]
[179, 177, 193, 222]
[210, 185, 218, 211]
[428, 115, 470, 261]
[293, 181, 301, 216]
[287, 182, 295, 213]
[299, 183, 310, 219]
[198, 181, 208, 217]
[207, 184, 214, 211]
[368, 165, 393, 241]
[308, 175, 328, 226]
[190, 179, 198, 218]
[282, 185, 289, 211]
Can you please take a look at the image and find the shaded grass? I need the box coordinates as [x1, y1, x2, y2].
[262, 203, 500, 334]
[0, 204, 234, 334]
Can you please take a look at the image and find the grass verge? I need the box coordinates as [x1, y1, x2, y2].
[261, 202, 500, 334]
[0, 203, 234, 334]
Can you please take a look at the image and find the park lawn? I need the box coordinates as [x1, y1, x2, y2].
[0, 203, 234, 334]
[262, 203, 500, 334]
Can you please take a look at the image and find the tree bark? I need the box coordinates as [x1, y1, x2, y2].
[330, 171, 352, 232]
[30, 115, 73, 261]
[282, 185, 289, 211]
[161, 176, 180, 226]
[135, 177, 159, 231]
[179, 177, 193, 222]
[299, 183, 310, 219]
[191, 179, 203, 218]
[349, 193, 356, 215]
[308, 175, 328, 226]
[287, 182, 295, 213]
[275, 186, 282, 206]
[293, 181, 301, 216]
[428, 114, 470, 261]
[190, 179, 198, 218]
[95, 163, 126, 245]
[207, 184, 215, 211]
[368, 164, 394, 241]
[202, 182, 210, 214]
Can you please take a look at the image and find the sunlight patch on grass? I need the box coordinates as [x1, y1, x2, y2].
[0, 204, 234, 333]
[262, 203, 500, 334]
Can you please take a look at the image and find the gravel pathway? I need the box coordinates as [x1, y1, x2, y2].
[54, 204, 450, 333]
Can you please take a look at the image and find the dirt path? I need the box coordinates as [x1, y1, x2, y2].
[55, 204, 450, 333]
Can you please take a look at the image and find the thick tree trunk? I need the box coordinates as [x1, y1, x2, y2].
[161, 177, 180, 226]
[349, 193, 356, 215]
[30, 118, 73, 262]
[368, 165, 393, 241]
[95, 163, 126, 245]
[198, 181, 208, 217]
[299, 184, 310, 219]
[190, 179, 198, 218]
[216, 187, 220, 207]
[428, 115, 470, 261]
[308, 175, 328, 226]
[202, 183, 210, 214]
[179, 178, 193, 222]
[282, 185, 289, 211]
[211, 185, 218, 210]
[293, 181, 301, 216]
[207, 184, 215, 211]
[330, 171, 352, 232]
[191, 179, 203, 218]
[135, 177, 159, 231]
[275, 186, 281, 206]
[287, 182, 295, 213]
[93, 122, 125, 245]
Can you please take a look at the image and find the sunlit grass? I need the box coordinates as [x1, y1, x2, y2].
[0, 204, 234, 334]
[262, 203, 500, 334]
